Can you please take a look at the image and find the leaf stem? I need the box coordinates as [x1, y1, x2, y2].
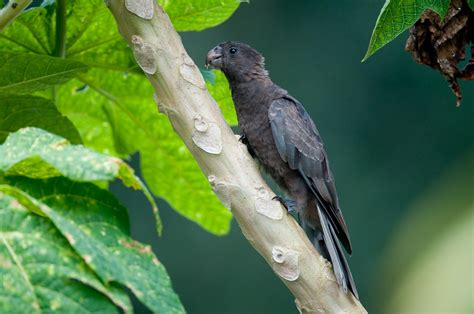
[0, 0, 33, 32]
[54, 0, 67, 58]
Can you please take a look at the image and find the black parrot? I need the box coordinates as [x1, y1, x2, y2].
[206, 42, 358, 298]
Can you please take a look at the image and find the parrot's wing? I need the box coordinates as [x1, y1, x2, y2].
[268, 97, 352, 253]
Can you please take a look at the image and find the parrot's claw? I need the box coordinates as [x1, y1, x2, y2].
[272, 195, 296, 212]
[239, 133, 248, 143]
[239, 133, 256, 158]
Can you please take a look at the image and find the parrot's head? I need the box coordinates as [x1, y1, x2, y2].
[205, 41, 267, 81]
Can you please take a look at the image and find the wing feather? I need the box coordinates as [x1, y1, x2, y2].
[269, 97, 352, 253]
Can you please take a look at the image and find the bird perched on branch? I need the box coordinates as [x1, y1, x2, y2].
[206, 41, 358, 298]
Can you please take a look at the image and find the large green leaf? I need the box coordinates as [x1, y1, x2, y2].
[0, 127, 161, 233]
[0, 5, 54, 54]
[159, 0, 243, 31]
[0, 187, 131, 313]
[469, 0, 474, 10]
[363, 0, 450, 61]
[0, 94, 81, 144]
[0, 1, 135, 71]
[0, 0, 136, 157]
[3, 176, 185, 313]
[56, 70, 151, 157]
[0, 53, 88, 94]
[140, 113, 234, 235]
[57, 70, 233, 235]
[0, 0, 235, 235]
[64, 0, 136, 71]
[1, 127, 129, 182]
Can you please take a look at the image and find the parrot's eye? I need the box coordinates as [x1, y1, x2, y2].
[229, 47, 238, 54]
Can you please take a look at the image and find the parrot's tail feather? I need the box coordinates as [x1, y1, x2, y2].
[316, 206, 359, 299]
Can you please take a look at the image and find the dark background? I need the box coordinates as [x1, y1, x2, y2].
[112, 0, 473, 313]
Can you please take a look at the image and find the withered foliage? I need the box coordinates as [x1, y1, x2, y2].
[406, 0, 473, 106]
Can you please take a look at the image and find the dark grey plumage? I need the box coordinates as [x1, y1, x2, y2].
[206, 42, 358, 298]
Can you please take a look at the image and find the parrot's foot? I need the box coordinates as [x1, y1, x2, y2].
[239, 133, 256, 157]
[239, 133, 248, 144]
[272, 195, 296, 212]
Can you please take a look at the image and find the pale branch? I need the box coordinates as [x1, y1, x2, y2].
[105, 1, 367, 312]
[0, 0, 32, 32]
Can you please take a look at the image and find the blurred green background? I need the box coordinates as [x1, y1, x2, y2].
[111, 0, 474, 312]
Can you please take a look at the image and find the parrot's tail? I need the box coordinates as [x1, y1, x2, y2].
[304, 207, 359, 299]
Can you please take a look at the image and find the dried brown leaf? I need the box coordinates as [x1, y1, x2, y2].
[406, 0, 473, 106]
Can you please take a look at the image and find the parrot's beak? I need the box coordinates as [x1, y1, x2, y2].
[205, 45, 223, 69]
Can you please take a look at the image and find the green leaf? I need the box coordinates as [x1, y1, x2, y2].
[57, 70, 150, 157]
[0, 186, 132, 313]
[363, 0, 451, 61]
[0, 53, 88, 94]
[3, 176, 185, 314]
[158, 0, 243, 31]
[0, 0, 233, 235]
[65, 0, 136, 71]
[140, 115, 234, 236]
[1, 127, 121, 181]
[0, 1, 135, 71]
[200, 68, 216, 83]
[53, 75, 131, 155]
[206, 69, 237, 125]
[0, 6, 53, 54]
[0, 94, 81, 144]
[0, 127, 161, 233]
[57, 70, 233, 235]
[469, 0, 474, 10]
